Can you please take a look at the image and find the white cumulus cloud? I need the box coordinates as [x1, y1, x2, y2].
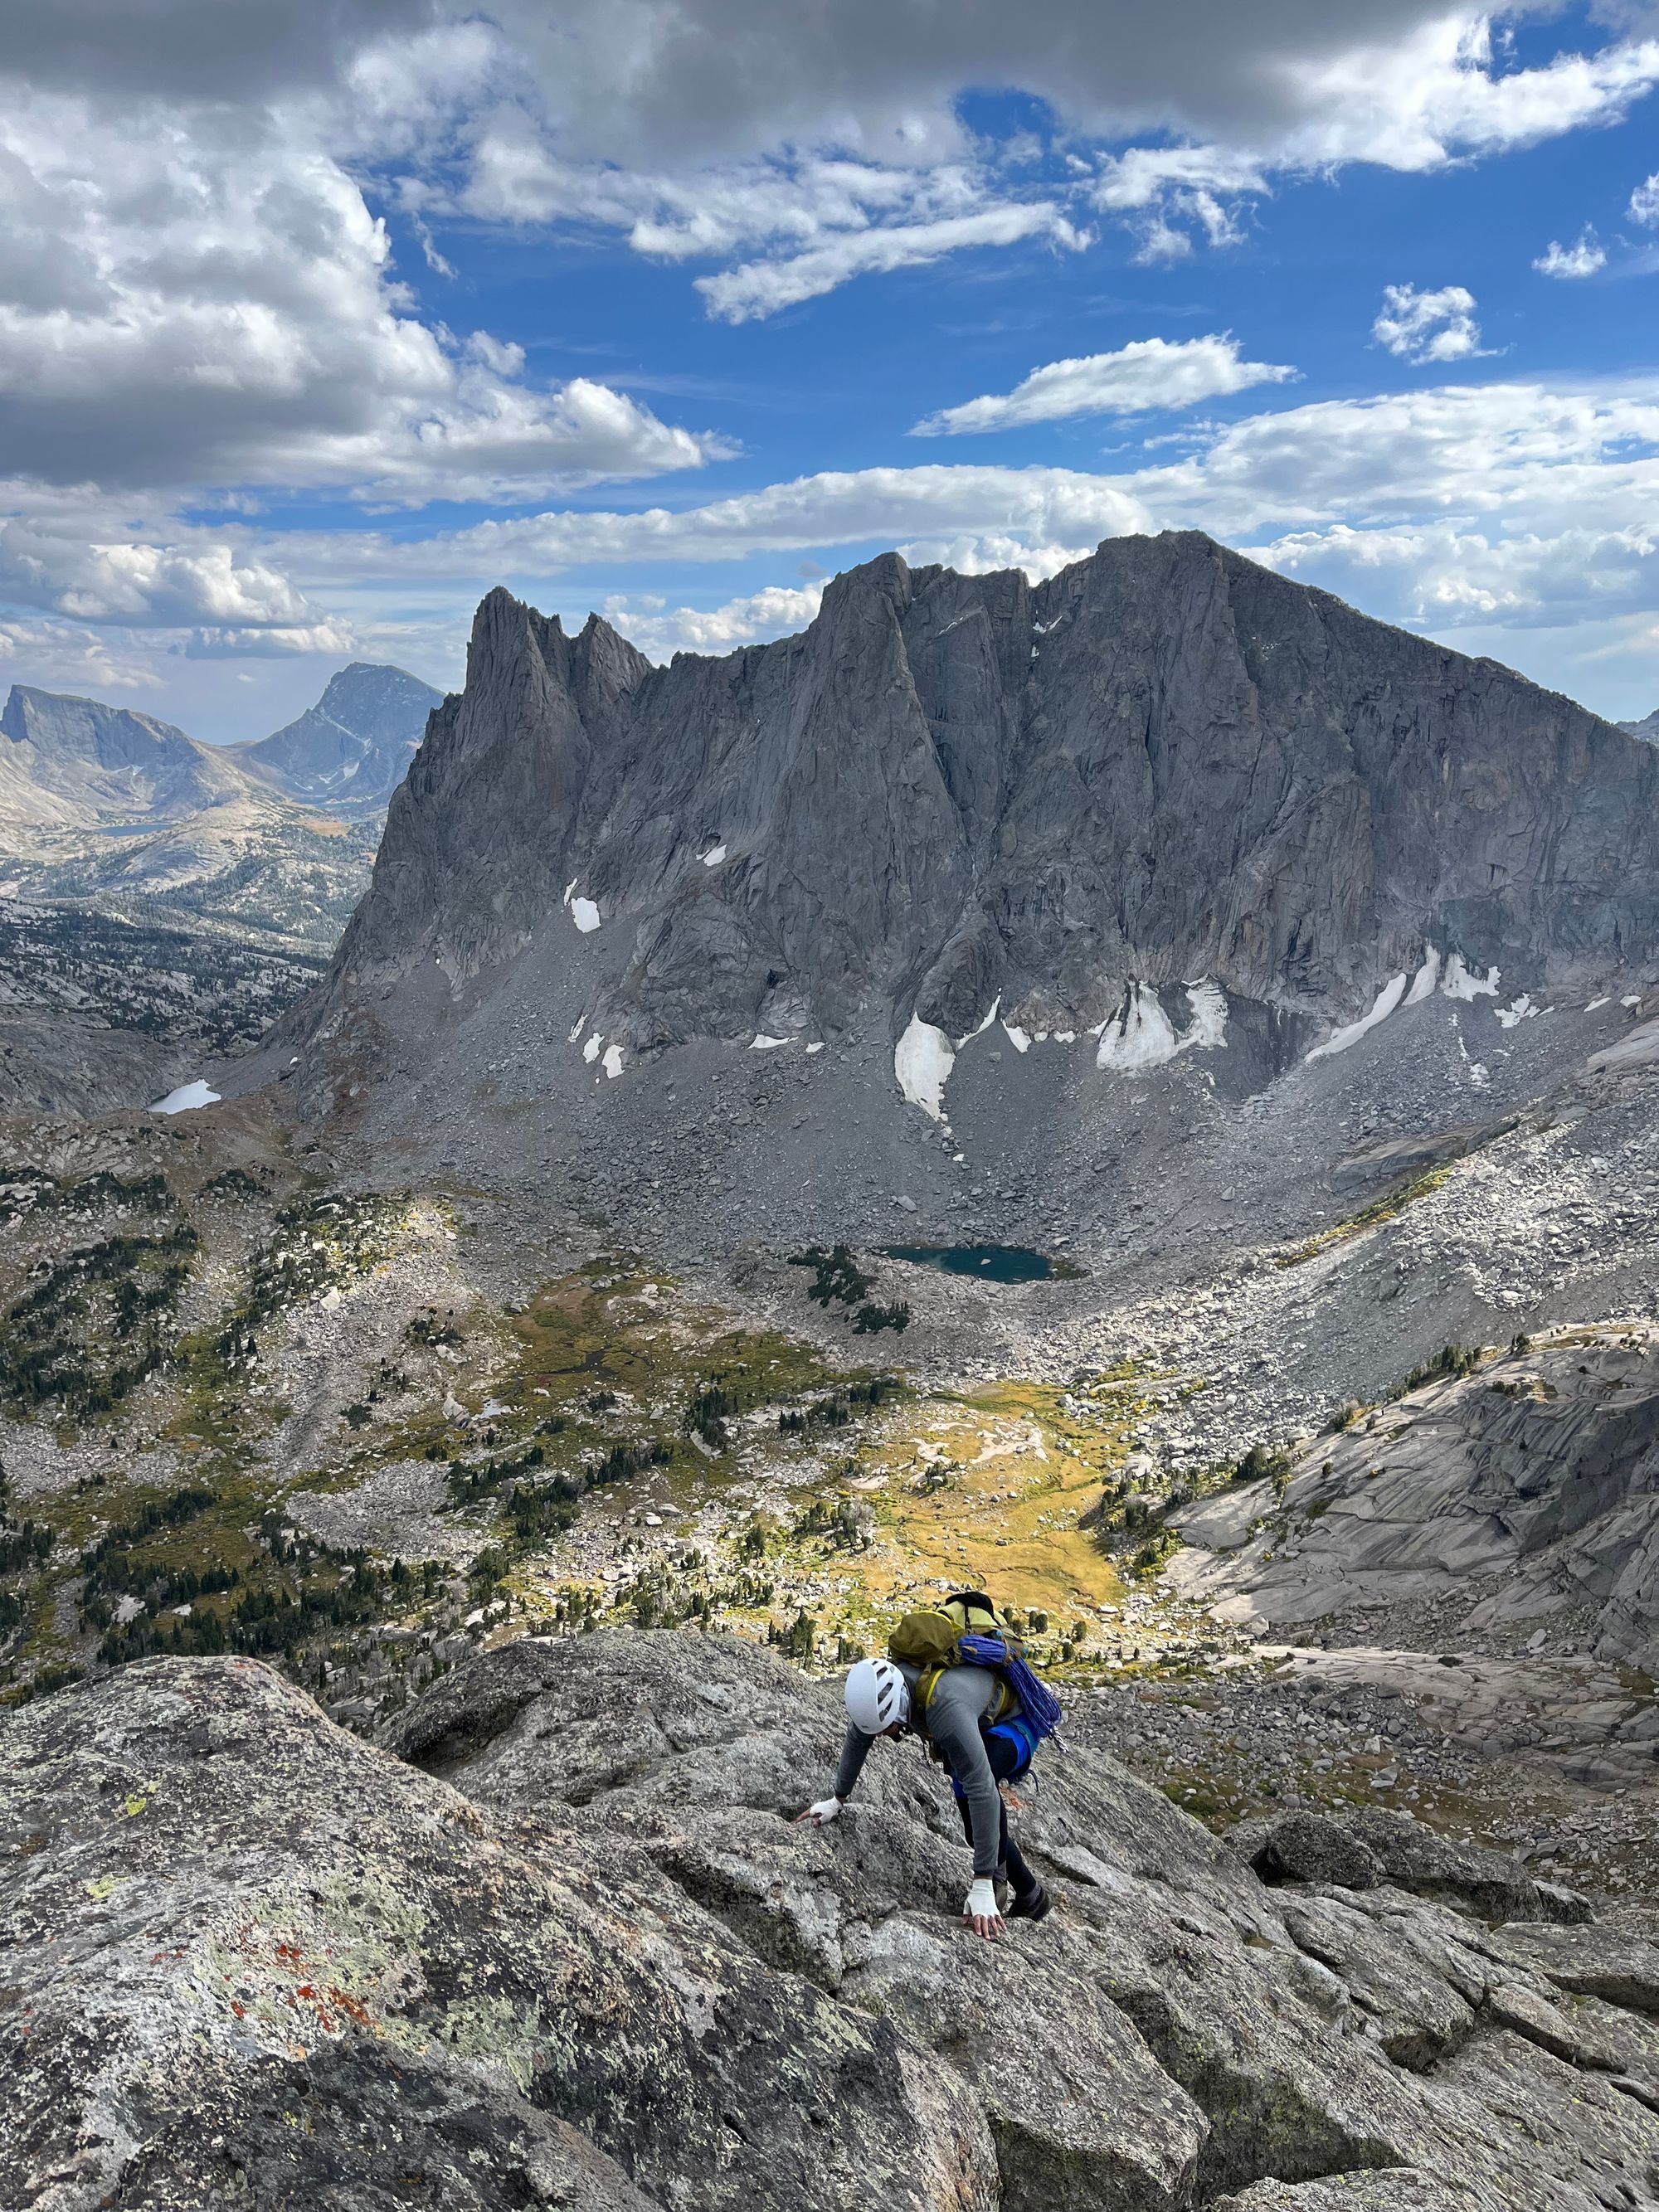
[1534, 230, 1606, 278]
[601, 582, 826, 659]
[1090, 145, 1271, 260]
[1372, 283, 1491, 363]
[1631, 172, 1659, 225]
[912, 336, 1296, 436]
[696, 206, 1087, 323]
[0, 496, 341, 638]
[0, 91, 729, 505]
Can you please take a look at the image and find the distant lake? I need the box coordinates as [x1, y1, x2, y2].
[881, 1243, 1085, 1284]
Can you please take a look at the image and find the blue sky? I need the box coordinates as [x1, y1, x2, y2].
[2, 1, 1658, 741]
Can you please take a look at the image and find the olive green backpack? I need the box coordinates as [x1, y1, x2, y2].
[888, 1590, 1019, 1723]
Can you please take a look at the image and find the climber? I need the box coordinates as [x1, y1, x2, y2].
[799, 1651, 1050, 1937]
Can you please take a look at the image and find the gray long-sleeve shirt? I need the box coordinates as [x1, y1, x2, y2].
[832, 1660, 1008, 1877]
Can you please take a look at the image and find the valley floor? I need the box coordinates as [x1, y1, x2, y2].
[1, 1084, 1652, 1935]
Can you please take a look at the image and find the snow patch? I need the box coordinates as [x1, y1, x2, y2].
[1182, 979, 1228, 1049]
[583, 1034, 602, 1064]
[570, 897, 601, 933]
[1496, 994, 1538, 1028]
[1096, 980, 1228, 1072]
[805, 1041, 825, 1054]
[1404, 949, 1441, 1005]
[602, 1044, 625, 1078]
[1306, 971, 1409, 1062]
[562, 879, 577, 906]
[149, 1079, 221, 1115]
[1442, 954, 1500, 1001]
[956, 995, 1000, 1048]
[751, 1033, 791, 1050]
[1584, 996, 1611, 1012]
[1097, 984, 1180, 1071]
[702, 843, 726, 867]
[568, 1014, 586, 1043]
[1002, 1022, 1031, 1053]
[895, 1014, 955, 1121]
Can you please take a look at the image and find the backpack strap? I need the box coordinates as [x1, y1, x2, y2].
[916, 1656, 1016, 1724]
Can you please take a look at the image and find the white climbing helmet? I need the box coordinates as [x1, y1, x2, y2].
[845, 1656, 910, 1735]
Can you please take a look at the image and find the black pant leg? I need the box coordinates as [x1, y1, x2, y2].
[982, 1733, 1036, 1898]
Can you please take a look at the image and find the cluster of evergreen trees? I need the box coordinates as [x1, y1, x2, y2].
[0, 1222, 199, 1415]
[91, 1540, 448, 1669]
[788, 1246, 910, 1334]
[0, 1466, 51, 1641]
[791, 1496, 871, 1553]
[444, 1440, 547, 1508]
[0, 1165, 171, 1230]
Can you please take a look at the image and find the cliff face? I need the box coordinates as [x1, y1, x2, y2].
[316, 532, 1659, 1062]
[1173, 1330, 1659, 1674]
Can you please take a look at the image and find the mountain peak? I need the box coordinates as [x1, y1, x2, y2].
[239, 660, 445, 814]
[0, 683, 247, 833]
[302, 533, 1659, 1115]
[2, 683, 193, 751]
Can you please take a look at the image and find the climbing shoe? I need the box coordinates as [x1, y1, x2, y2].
[1007, 1880, 1051, 1923]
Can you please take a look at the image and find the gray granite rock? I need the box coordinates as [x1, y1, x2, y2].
[1213, 2176, 1486, 2211]
[0, 1654, 998, 2212]
[299, 532, 1659, 1076]
[7, 1631, 1659, 2212]
[1327, 1808, 1544, 1923]
[1228, 1811, 1385, 1892]
[1170, 1334, 1659, 1675]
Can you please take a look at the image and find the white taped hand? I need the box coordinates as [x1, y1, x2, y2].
[964, 1878, 1004, 1937]
[802, 1797, 842, 1825]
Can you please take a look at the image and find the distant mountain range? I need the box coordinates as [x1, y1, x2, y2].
[1620, 708, 1659, 744]
[0, 662, 441, 1109]
[232, 662, 444, 814]
[0, 687, 251, 835]
[0, 662, 441, 951]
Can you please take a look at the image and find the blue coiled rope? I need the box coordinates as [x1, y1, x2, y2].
[956, 1632, 1064, 1742]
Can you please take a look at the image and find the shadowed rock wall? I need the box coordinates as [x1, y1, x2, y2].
[312, 532, 1659, 1063]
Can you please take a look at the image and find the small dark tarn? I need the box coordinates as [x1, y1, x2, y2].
[881, 1243, 1086, 1284]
